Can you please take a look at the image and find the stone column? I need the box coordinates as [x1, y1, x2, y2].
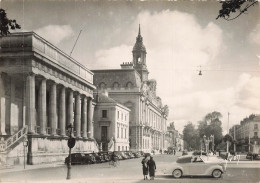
[75, 93, 81, 138]
[59, 86, 66, 136]
[26, 73, 36, 134]
[50, 82, 57, 136]
[82, 96, 87, 138]
[0, 73, 6, 135]
[87, 97, 93, 138]
[38, 78, 46, 135]
[67, 89, 74, 127]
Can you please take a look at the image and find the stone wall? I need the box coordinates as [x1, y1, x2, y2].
[3, 137, 97, 165]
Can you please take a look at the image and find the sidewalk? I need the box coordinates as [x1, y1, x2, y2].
[0, 162, 65, 174]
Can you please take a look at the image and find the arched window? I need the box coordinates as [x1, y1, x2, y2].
[113, 82, 120, 89]
[99, 82, 106, 90]
[126, 82, 133, 89]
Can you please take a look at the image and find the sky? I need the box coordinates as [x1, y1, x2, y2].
[1, 0, 260, 134]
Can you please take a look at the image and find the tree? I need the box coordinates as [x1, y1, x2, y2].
[168, 122, 175, 131]
[0, 8, 21, 36]
[216, 0, 258, 21]
[223, 134, 233, 153]
[198, 111, 223, 146]
[183, 122, 200, 150]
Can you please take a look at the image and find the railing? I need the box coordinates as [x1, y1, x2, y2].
[35, 126, 41, 134]
[56, 129, 61, 136]
[1, 126, 28, 152]
[46, 127, 51, 135]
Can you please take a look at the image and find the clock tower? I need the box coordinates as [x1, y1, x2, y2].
[132, 25, 149, 82]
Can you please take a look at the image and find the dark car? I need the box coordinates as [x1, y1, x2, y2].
[246, 152, 260, 160]
[113, 151, 123, 160]
[90, 153, 105, 163]
[65, 153, 89, 165]
[85, 153, 96, 164]
[98, 152, 111, 162]
[139, 151, 144, 156]
[193, 151, 207, 156]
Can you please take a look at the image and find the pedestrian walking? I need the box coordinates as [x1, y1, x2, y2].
[141, 154, 149, 180]
[147, 156, 156, 180]
[173, 149, 176, 155]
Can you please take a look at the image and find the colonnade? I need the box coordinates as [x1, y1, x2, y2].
[26, 73, 93, 138]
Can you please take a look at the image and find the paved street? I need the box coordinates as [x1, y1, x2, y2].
[0, 154, 260, 183]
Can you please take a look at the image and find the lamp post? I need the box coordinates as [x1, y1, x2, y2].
[210, 135, 214, 152]
[23, 135, 28, 169]
[67, 123, 76, 180]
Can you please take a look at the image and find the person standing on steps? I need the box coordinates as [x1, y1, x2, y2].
[147, 156, 156, 180]
[141, 154, 149, 180]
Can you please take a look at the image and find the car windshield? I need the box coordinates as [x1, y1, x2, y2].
[176, 156, 192, 163]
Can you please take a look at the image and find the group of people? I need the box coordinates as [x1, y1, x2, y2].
[141, 154, 156, 180]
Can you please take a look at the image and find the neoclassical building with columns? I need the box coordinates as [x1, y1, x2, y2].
[92, 26, 168, 153]
[0, 32, 98, 165]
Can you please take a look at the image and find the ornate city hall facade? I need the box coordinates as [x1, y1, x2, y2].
[92, 26, 168, 152]
[0, 32, 98, 165]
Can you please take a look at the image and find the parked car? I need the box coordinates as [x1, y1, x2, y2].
[113, 151, 123, 160]
[65, 153, 90, 165]
[246, 152, 260, 160]
[90, 153, 105, 163]
[125, 152, 135, 159]
[98, 152, 111, 162]
[182, 150, 188, 156]
[85, 153, 96, 164]
[118, 151, 129, 159]
[192, 151, 207, 156]
[167, 155, 224, 178]
[133, 152, 141, 158]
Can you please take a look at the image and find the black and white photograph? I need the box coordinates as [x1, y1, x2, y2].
[0, 0, 260, 182]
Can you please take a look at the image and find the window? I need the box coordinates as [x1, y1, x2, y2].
[117, 126, 119, 138]
[125, 115, 127, 121]
[122, 146, 124, 151]
[118, 146, 120, 151]
[129, 129, 132, 135]
[254, 124, 258, 130]
[117, 111, 119, 120]
[254, 132, 258, 137]
[121, 113, 123, 121]
[121, 128, 123, 138]
[102, 110, 107, 118]
[125, 128, 127, 138]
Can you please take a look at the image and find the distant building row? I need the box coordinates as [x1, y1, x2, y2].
[229, 114, 260, 152]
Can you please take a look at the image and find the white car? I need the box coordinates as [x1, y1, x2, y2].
[169, 155, 225, 178]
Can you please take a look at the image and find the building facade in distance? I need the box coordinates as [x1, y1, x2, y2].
[229, 114, 260, 152]
[0, 32, 98, 165]
[93, 92, 130, 152]
[92, 26, 168, 152]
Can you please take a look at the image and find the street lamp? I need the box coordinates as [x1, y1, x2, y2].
[66, 123, 76, 180]
[23, 136, 28, 169]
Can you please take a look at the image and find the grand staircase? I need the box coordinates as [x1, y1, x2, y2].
[0, 126, 28, 167]
[0, 126, 28, 152]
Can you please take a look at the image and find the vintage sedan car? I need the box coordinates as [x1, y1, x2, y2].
[132, 152, 141, 158]
[169, 155, 224, 178]
[90, 153, 105, 163]
[65, 153, 90, 165]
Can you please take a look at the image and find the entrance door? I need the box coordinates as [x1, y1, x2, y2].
[101, 126, 108, 151]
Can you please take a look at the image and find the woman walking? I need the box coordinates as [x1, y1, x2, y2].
[147, 156, 156, 180]
[141, 154, 149, 180]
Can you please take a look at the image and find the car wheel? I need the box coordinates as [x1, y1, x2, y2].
[212, 169, 222, 178]
[172, 169, 182, 178]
